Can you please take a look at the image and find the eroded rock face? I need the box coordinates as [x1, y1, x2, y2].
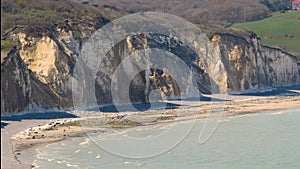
[263, 46, 299, 86]
[1, 25, 299, 114]
[93, 33, 211, 106]
[1, 47, 60, 115]
[210, 33, 300, 92]
[16, 33, 58, 84]
[3, 23, 99, 111]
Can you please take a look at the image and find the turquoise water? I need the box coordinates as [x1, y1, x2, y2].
[24, 109, 300, 169]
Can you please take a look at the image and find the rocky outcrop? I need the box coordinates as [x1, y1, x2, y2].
[1, 24, 299, 114]
[1, 47, 60, 115]
[209, 33, 300, 92]
[2, 22, 101, 112]
[93, 33, 212, 107]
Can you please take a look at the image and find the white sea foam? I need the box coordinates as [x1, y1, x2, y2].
[32, 160, 40, 169]
[66, 163, 79, 167]
[218, 118, 230, 123]
[47, 158, 54, 162]
[271, 111, 283, 115]
[136, 162, 143, 167]
[79, 138, 90, 146]
[269, 109, 293, 115]
[96, 154, 101, 159]
[228, 113, 258, 120]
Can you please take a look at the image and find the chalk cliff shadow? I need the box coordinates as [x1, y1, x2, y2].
[1, 111, 78, 122]
[169, 95, 229, 102]
[1, 122, 8, 128]
[95, 96, 228, 113]
[94, 102, 182, 113]
[230, 85, 300, 97]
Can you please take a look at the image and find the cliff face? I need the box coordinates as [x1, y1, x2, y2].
[1, 47, 60, 114]
[1, 24, 299, 114]
[1, 22, 99, 115]
[209, 33, 300, 92]
[92, 33, 212, 107]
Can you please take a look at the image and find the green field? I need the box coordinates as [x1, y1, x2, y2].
[231, 11, 300, 58]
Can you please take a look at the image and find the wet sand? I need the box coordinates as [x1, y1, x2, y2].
[1, 91, 300, 169]
[1, 120, 50, 169]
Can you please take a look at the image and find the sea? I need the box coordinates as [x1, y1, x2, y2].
[20, 108, 300, 169]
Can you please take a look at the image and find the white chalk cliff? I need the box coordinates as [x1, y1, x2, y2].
[1, 23, 299, 114]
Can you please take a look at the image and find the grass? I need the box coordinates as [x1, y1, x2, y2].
[1, 40, 14, 52]
[231, 11, 300, 58]
[78, 117, 141, 129]
[1, 40, 14, 63]
[108, 120, 141, 129]
[1, 0, 120, 35]
[60, 121, 82, 127]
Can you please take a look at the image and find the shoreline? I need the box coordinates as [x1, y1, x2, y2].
[1, 94, 300, 169]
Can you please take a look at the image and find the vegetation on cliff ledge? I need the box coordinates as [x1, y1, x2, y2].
[1, 40, 14, 52]
[1, 40, 15, 63]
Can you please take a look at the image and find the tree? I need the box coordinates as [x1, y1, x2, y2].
[260, 0, 273, 10]
[260, 0, 293, 11]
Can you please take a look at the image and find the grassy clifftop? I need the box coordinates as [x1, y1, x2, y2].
[231, 11, 300, 58]
[1, 0, 124, 36]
